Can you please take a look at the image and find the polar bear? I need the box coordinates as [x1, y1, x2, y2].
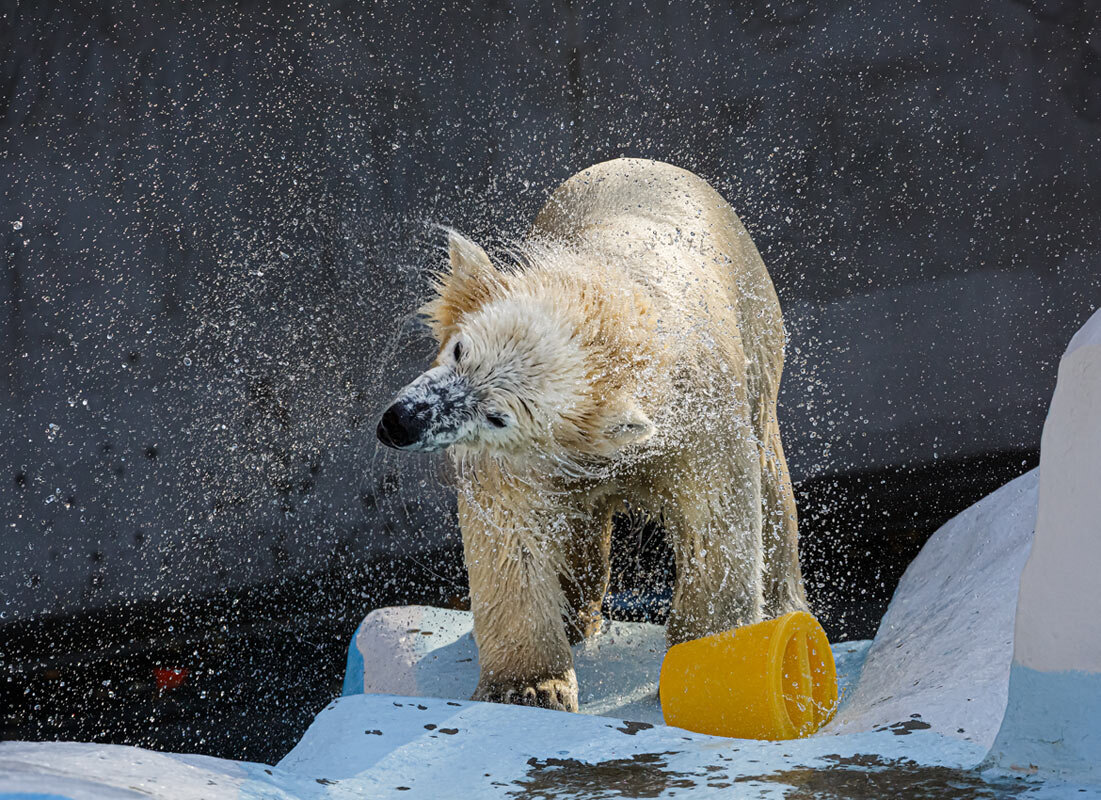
[377, 158, 808, 712]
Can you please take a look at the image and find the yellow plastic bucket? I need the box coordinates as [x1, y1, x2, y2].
[659, 611, 838, 740]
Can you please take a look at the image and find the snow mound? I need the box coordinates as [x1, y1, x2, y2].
[0, 740, 297, 800]
[826, 468, 1038, 747]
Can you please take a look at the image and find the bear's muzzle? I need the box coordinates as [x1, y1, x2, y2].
[377, 366, 474, 451]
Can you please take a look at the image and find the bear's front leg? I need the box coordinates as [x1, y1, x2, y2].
[472, 671, 578, 711]
[459, 494, 578, 712]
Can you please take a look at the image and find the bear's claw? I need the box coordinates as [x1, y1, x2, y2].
[472, 674, 579, 712]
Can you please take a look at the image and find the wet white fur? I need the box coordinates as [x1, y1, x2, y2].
[391, 158, 808, 712]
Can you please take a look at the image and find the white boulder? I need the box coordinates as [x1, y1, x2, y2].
[988, 307, 1101, 781]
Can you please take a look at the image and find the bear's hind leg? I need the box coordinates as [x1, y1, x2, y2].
[558, 505, 614, 646]
[760, 414, 810, 617]
[662, 451, 765, 646]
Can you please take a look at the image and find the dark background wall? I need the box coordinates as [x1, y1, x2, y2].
[2, 0, 1098, 762]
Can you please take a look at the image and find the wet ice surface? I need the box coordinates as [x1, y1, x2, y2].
[3, 696, 1088, 799]
[281, 694, 994, 792]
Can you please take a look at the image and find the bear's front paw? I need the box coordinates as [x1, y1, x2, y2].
[472, 671, 579, 712]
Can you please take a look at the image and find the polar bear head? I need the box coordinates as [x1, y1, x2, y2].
[377, 231, 657, 465]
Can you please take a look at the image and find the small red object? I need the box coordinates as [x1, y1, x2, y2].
[153, 667, 189, 691]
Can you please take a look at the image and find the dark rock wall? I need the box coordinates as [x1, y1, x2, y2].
[3, 0, 1098, 621]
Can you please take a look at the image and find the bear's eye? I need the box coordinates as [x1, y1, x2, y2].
[452, 340, 463, 362]
[485, 412, 508, 429]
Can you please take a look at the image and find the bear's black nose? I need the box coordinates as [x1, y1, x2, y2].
[377, 403, 422, 449]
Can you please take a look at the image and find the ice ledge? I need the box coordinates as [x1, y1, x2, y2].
[342, 606, 870, 728]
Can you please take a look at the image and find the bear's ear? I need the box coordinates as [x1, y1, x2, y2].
[599, 398, 655, 451]
[447, 230, 494, 279]
[420, 230, 499, 340]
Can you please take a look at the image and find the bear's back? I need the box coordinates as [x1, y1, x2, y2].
[530, 158, 786, 403]
[532, 158, 726, 239]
